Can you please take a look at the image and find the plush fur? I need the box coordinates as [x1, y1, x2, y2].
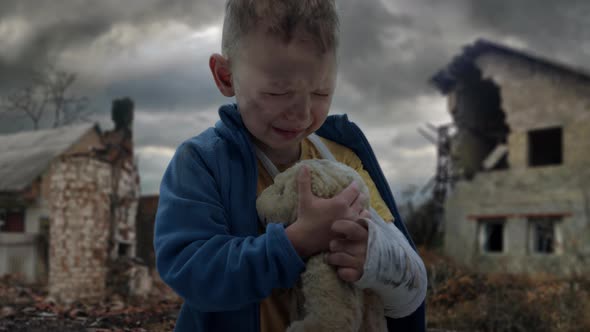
[257, 159, 387, 332]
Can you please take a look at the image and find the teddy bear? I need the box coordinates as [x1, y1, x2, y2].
[256, 159, 387, 332]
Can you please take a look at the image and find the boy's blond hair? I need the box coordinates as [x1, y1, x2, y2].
[222, 0, 339, 60]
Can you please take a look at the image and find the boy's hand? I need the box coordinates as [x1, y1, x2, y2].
[327, 210, 370, 282]
[285, 166, 367, 258]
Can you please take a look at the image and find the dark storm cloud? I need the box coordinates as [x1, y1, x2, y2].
[0, 0, 229, 131]
[0, 0, 225, 47]
[464, 0, 590, 66]
[99, 63, 226, 113]
[337, 0, 450, 103]
[0, 0, 225, 89]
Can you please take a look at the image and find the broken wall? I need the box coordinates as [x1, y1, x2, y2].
[110, 159, 140, 259]
[136, 195, 159, 269]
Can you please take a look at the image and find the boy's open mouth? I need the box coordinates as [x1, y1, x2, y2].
[273, 127, 304, 140]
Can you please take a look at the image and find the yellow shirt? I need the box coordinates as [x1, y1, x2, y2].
[257, 136, 394, 332]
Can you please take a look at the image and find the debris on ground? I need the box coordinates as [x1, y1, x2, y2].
[0, 273, 181, 332]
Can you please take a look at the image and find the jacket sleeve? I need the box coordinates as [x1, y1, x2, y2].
[153, 142, 306, 312]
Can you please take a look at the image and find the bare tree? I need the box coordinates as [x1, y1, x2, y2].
[0, 64, 91, 130]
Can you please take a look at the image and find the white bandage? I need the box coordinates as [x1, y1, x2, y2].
[354, 210, 427, 318]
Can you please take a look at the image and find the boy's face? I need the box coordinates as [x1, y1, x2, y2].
[224, 24, 337, 162]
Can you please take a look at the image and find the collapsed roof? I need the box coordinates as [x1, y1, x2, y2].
[431, 38, 590, 94]
[0, 124, 99, 192]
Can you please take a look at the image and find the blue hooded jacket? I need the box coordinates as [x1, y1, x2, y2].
[154, 104, 426, 331]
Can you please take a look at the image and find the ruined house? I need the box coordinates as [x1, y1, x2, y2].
[430, 39, 590, 276]
[0, 98, 142, 302]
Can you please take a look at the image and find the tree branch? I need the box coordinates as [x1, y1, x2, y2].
[0, 64, 90, 130]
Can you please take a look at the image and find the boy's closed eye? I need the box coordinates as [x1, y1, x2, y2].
[263, 91, 330, 97]
[265, 92, 290, 97]
[312, 92, 330, 97]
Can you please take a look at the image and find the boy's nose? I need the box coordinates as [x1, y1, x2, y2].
[284, 94, 311, 123]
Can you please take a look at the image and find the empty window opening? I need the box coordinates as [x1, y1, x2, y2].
[118, 242, 131, 257]
[478, 218, 505, 253]
[528, 127, 562, 166]
[528, 217, 561, 254]
[0, 209, 25, 233]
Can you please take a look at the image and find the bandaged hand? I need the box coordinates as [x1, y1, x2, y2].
[353, 210, 428, 318]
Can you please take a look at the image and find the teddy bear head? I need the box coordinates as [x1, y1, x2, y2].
[256, 159, 370, 226]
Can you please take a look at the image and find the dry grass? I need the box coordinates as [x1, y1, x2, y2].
[421, 247, 590, 332]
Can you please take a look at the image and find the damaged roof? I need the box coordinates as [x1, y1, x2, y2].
[0, 123, 99, 193]
[431, 38, 590, 94]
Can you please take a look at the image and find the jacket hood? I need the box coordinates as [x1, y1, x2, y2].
[216, 103, 248, 142]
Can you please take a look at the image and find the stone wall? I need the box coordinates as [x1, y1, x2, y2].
[48, 157, 112, 303]
[444, 54, 590, 276]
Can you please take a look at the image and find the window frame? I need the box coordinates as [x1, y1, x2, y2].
[477, 217, 506, 254]
[527, 216, 562, 255]
[0, 208, 26, 233]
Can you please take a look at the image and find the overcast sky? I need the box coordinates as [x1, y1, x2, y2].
[1, 0, 589, 200]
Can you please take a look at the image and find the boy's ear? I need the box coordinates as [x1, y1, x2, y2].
[209, 54, 235, 97]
